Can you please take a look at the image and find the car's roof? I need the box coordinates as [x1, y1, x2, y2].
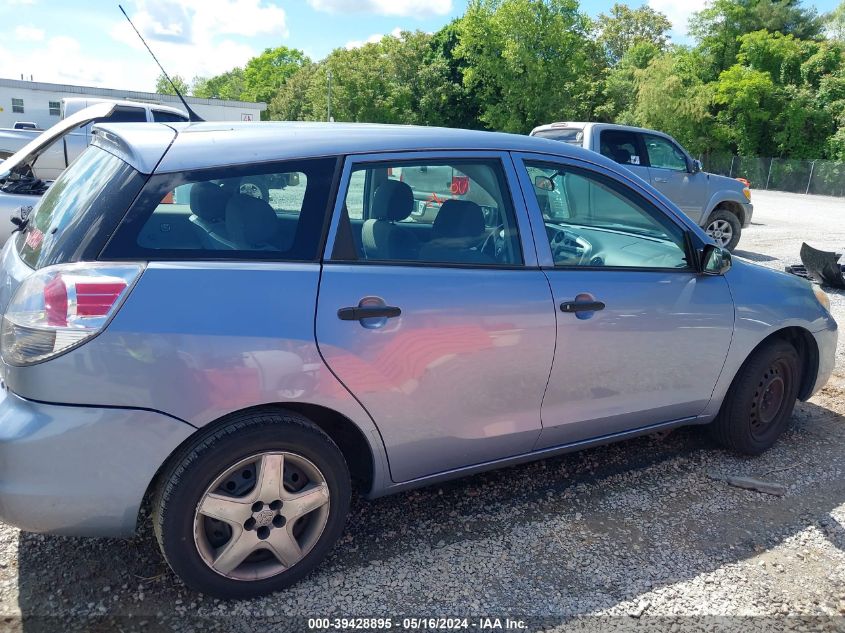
[92, 121, 623, 174]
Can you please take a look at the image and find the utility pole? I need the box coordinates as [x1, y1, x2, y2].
[327, 70, 333, 122]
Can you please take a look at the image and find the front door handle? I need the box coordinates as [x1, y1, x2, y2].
[653, 177, 668, 183]
[560, 300, 605, 313]
[337, 305, 402, 321]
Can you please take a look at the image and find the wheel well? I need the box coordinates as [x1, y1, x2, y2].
[714, 201, 745, 226]
[745, 327, 819, 401]
[137, 403, 376, 532]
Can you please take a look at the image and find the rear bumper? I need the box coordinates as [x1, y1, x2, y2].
[0, 389, 194, 537]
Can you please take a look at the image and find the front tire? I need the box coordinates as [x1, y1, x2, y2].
[704, 208, 742, 251]
[153, 410, 351, 599]
[710, 340, 801, 455]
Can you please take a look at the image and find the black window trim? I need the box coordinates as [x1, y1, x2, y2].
[519, 157, 698, 274]
[100, 156, 341, 263]
[326, 151, 533, 270]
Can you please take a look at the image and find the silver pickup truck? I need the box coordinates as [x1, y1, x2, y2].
[530, 122, 753, 251]
[0, 99, 187, 244]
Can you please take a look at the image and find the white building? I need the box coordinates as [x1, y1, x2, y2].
[0, 78, 266, 129]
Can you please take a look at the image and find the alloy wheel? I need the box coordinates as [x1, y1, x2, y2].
[705, 219, 733, 247]
[193, 451, 330, 581]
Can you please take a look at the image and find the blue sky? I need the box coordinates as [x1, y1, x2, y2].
[0, 0, 839, 96]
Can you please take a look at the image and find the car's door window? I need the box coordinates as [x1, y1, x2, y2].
[643, 134, 688, 172]
[332, 159, 523, 266]
[524, 162, 689, 269]
[599, 130, 644, 166]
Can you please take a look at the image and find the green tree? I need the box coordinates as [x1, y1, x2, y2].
[155, 73, 190, 96]
[713, 64, 780, 155]
[594, 40, 661, 122]
[268, 64, 319, 121]
[690, 0, 824, 77]
[192, 69, 246, 100]
[456, 0, 600, 133]
[242, 46, 311, 106]
[630, 50, 720, 155]
[596, 3, 672, 65]
[737, 30, 805, 84]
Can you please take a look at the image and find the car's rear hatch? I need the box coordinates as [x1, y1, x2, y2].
[0, 126, 174, 318]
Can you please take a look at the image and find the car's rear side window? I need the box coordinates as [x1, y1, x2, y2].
[17, 146, 145, 269]
[102, 157, 338, 261]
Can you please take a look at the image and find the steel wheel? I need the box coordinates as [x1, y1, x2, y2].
[193, 451, 330, 581]
[706, 218, 734, 247]
[748, 359, 791, 441]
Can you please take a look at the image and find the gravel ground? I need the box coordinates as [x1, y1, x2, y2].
[0, 190, 844, 632]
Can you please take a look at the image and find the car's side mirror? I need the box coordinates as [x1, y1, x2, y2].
[690, 159, 703, 174]
[701, 244, 732, 275]
[534, 175, 555, 191]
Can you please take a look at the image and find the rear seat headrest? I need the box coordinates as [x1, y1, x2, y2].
[372, 180, 414, 222]
[189, 182, 230, 223]
[225, 194, 278, 248]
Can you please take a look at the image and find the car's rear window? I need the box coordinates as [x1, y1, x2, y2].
[102, 157, 338, 262]
[16, 146, 145, 269]
[533, 128, 584, 145]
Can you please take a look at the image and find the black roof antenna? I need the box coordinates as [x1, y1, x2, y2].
[118, 4, 204, 122]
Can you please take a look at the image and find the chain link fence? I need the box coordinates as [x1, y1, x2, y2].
[700, 153, 845, 197]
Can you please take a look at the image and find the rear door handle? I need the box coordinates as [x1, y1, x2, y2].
[337, 305, 402, 321]
[653, 177, 668, 183]
[560, 300, 605, 313]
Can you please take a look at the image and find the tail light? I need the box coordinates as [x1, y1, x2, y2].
[450, 175, 470, 196]
[1, 263, 143, 365]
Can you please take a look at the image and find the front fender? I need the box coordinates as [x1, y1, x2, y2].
[703, 189, 750, 222]
[700, 258, 837, 418]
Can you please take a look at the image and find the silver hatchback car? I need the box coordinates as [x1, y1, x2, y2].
[0, 123, 836, 599]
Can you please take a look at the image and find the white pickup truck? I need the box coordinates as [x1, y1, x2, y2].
[0, 98, 187, 244]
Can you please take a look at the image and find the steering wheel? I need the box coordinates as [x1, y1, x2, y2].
[548, 226, 593, 265]
[480, 224, 506, 262]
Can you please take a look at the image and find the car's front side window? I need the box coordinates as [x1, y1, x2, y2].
[524, 162, 689, 270]
[643, 134, 688, 172]
[331, 159, 523, 267]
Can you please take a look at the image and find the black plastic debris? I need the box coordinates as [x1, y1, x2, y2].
[784, 243, 845, 289]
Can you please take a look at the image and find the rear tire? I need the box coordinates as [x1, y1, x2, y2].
[710, 340, 801, 455]
[704, 208, 742, 251]
[153, 410, 351, 599]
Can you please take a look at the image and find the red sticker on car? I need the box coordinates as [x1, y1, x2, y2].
[25, 228, 44, 250]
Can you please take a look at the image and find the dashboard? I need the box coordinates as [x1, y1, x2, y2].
[545, 222, 688, 269]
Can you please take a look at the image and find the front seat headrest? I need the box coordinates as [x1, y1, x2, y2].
[190, 182, 230, 223]
[371, 180, 414, 222]
[432, 199, 485, 239]
[225, 194, 278, 248]
[612, 148, 632, 164]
